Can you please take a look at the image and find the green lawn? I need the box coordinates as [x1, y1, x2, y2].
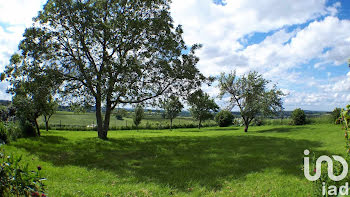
[3, 124, 345, 196]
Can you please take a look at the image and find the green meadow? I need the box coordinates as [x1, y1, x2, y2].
[3, 123, 345, 196]
[37, 111, 215, 128]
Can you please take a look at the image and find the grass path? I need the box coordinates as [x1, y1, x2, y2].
[3, 124, 345, 196]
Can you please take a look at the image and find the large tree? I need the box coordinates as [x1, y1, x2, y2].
[218, 71, 284, 132]
[187, 90, 219, 129]
[4, 0, 206, 139]
[162, 95, 183, 130]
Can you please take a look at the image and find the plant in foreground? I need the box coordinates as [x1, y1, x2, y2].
[0, 145, 46, 196]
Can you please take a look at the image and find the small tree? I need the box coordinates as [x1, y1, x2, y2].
[215, 110, 234, 127]
[188, 90, 219, 129]
[12, 83, 57, 136]
[133, 105, 144, 128]
[291, 108, 306, 125]
[331, 107, 341, 124]
[3, 54, 61, 136]
[162, 95, 183, 130]
[43, 99, 58, 131]
[218, 71, 284, 132]
[115, 108, 127, 120]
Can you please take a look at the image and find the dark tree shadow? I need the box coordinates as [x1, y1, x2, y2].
[255, 126, 313, 133]
[205, 127, 239, 131]
[13, 134, 327, 191]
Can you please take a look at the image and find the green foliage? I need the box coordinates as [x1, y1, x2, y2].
[0, 122, 7, 144]
[133, 105, 144, 127]
[162, 95, 184, 129]
[0, 146, 46, 196]
[0, 121, 36, 144]
[115, 108, 128, 120]
[214, 110, 234, 127]
[5, 122, 22, 142]
[291, 108, 306, 125]
[187, 90, 219, 129]
[19, 121, 37, 138]
[218, 70, 284, 132]
[0, 105, 16, 122]
[7, 0, 207, 139]
[331, 107, 341, 124]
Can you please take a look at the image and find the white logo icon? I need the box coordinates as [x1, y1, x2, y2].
[304, 149, 348, 181]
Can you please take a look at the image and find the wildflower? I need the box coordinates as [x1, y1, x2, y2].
[31, 192, 40, 197]
[41, 194, 47, 197]
[37, 166, 42, 171]
[313, 168, 316, 173]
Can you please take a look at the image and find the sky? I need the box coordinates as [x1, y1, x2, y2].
[1, 0, 350, 111]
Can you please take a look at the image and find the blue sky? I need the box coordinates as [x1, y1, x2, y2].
[1, 0, 350, 111]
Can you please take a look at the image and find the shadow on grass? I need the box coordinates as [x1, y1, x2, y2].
[205, 127, 239, 131]
[255, 126, 312, 133]
[13, 134, 326, 191]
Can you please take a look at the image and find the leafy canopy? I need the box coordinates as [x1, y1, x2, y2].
[188, 90, 219, 128]
[218, 71, 284, 132]
[3, 0, 207, 139]
[133, 104, 144, 127]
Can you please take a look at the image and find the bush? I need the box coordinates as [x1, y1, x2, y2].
[215, 110, 234, 127]
[291, 108, 306, 125]
[251, 118, 263, 126]
[0, 122, 8, 144]
[20, 121, 37, 137]
[0, 146, 46, 196]
[5, 122, 22, 142]
[331, 107, 341, 124]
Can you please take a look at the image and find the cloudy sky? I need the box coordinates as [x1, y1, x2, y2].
[1, 0, 350, 111]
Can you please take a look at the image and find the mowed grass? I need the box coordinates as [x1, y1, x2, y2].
[3, 124, 346, 196]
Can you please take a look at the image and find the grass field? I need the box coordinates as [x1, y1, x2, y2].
[2, 123, 345, 196]
[38, 111, 214, 128]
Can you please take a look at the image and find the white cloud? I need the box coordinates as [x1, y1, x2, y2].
[0, 0, 45, 100]
[0, 0, 45, 26]
[0, 0, 349, 111]
[171, 0, 350, 111]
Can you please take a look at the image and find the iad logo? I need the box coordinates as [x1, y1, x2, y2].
[303, 149, 348, 181]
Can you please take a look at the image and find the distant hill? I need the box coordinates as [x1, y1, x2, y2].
[0, 100, 11, 106]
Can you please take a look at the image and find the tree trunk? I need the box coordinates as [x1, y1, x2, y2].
[34, 119, 40, 137]
[198, 119, 202, 129]
[170, 119, 173, 130]
[96, 99, 107, 140]
[244, 118, 252, 132]
[44, 116, 49, 131]
[102, 102, 112, 138]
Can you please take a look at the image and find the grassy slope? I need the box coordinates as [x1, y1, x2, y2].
[3, 124, 345, 196]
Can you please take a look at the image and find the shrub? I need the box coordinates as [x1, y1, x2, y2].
[291, 108, 306, 125]
[133, 105, 144, 128]
[20, 121, 37, 137]
[215, 110, 234, 127]
[0, 146, 46, 196]
[331, 107, 341, 124]
[5, 122, 22, 142]
[251, 118, 263, 126]
[0, 122, 7, 144]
